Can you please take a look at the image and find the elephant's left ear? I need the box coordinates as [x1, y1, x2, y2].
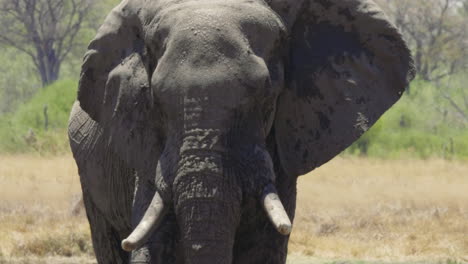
[270, 0, 415, 176]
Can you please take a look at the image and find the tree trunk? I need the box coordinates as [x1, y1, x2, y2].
[38, 56, 60, 87]
[35, 43, 61, 87]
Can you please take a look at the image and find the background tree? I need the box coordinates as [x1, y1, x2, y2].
[376, 0, 468, 82]
[374, 0, 468, 126]
[0, 0, 95, 87]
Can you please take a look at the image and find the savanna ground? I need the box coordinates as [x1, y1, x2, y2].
[0, 155, 467, 264]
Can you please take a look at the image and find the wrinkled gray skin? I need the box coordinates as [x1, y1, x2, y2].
[68, 0, 415, 263]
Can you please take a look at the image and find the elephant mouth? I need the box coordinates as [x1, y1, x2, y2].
[121, 182, 291, 252]
[122, 107, 292, 252]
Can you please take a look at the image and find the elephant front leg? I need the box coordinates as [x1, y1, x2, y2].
[233, 168, 298, 264]
[232, 203, 294, 264]
[130, 174, 179, 264]
[82, 189, 130, 264]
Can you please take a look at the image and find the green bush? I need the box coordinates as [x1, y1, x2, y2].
[1, 75, 467, 160]
[0, 80, 77, 154]
[346, 77, 468, 159]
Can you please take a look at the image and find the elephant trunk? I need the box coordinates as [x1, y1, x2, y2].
[174, 151, 242, 264]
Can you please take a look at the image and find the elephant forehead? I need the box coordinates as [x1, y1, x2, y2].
[150, 0, 285, 57]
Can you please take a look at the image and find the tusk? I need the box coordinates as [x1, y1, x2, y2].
[121, 191, 166, 252]
[262, 184, 292, 235]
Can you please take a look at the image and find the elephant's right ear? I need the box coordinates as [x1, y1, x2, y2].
[269, 0, 416, 176]
[77, 2, 163, 171]
[78, 1, 145, 122]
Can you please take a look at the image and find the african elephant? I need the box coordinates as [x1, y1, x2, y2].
[68, 0, 415, 263]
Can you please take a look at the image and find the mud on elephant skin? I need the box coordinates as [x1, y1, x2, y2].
[68, 0, 415, 263]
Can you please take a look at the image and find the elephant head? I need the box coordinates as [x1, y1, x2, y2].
[76, 0, 414, 262]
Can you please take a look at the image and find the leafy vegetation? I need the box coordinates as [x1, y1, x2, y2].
[346, 76, 468, 159]
[0, 80, 76, 154]
[0, 0, 119, 116]
[0, 76, 467, 159]
[376, 0, 468, 82]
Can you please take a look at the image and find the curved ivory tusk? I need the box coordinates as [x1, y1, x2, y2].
[262, 185, 292, 235]
[121, 191, 166, 252]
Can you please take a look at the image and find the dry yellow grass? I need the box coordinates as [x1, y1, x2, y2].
[0, 154, 467, 263]
[0, 154, 92, 260]
[291, 157, 468, 263]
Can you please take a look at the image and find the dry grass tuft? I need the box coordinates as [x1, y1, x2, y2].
[10, 216, 92, 257]
[1, 154, 467, 263]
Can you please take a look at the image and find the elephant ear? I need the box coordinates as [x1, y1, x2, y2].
[77, 1, 163, 172]
[79, 1, 142, 121]
[271, 0, 415, 176]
